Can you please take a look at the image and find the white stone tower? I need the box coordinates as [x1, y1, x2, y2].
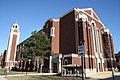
[5, 20, 20, 68]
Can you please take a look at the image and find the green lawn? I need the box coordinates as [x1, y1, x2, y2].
[0, 68, 4, 75]
[6, 75, 82, 80]
[0, 68, 82, 80]
[0, 68, 38, 76]
[0, 69, 23, 75]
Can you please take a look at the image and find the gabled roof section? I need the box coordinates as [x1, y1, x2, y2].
[80, 8, 100, 21]
[74, 8, 105, 28]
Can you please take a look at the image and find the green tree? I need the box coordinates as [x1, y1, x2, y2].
[21, 30, 51, 72]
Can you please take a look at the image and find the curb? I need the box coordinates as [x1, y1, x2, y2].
[1, 73, 58, 77]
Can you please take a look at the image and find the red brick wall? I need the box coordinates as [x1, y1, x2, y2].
[64, 57, 81, 65]
[10, 35, 17, 61]
[43, 20, 52, 37]
[72, 57, 81, 65]
[51, 21, 59, 53]
[60, 10, 76, 54]
[82, 21, 88, 54]
[84, 10, 91, 15]
[43, 19, 59, 54]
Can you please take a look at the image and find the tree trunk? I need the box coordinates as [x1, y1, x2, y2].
[37, 58, 39, 72]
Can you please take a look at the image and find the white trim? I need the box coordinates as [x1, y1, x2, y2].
[58, 54, 62, 73]
[83, 8, 98, 19]
[49, 56, 52, 73]
[45, 8, 105, 29]
[75, 14, 82, 21]
[74, 8, 80, 12]
[43, 18, 59, 27]
[98, 31, 103, 53]
[50, 27, 55, 37]
[88, 55, 95, 58]
[74, 8, 105, 27]
[81, 10, 105, 28]
[82, 14, 88, 21]
[91, 20, 96, 26]
[91, 20, 97, 53]
[52, 19, 59, 21]
[101, 27, 111, 34]
[64, 54, 78, 58]
[91, 9, 101, 22]
[63, 53, 96, 58]
[102, 27, 113, 37]
[84, 54, 95, 58]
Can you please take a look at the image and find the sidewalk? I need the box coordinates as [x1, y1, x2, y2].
[87, 71, 120, 79]
[1, 72, 57, 77]
[1, 71, 120, 80]
[0, 76, 7, 80]
[1, 73, 57, 80]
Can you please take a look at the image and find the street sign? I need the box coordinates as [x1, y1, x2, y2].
[78, 45, 84, 56]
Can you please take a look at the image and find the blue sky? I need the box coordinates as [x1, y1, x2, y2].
[0, 0, 120, 53]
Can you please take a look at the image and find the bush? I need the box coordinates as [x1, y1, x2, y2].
[11, 67, 17, 71]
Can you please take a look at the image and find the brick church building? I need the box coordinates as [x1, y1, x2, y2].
[3, 8, 116, 76]
[43, 8, 116, 76]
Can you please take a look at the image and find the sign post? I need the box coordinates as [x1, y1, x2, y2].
[78, 44, 84, 56]
[76, 14, 85, 80]
[78, 44, 85, 80]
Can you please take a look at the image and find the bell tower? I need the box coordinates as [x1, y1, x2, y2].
[5, 20, 20, 68]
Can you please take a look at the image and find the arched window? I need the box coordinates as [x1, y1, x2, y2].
[12, 24, 18, 29]
[15, 25, 17, 28]
[91, 20, 97, 52]
[97, 30, 102, 53]
[50, 27, 55, 37]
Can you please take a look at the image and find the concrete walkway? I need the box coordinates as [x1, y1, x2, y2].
[86, 71, 120, 79]
[0, 76, 7, 80]
[1, 73, 57, 77]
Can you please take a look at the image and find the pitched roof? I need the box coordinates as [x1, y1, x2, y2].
[80, 8, 100, 21]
